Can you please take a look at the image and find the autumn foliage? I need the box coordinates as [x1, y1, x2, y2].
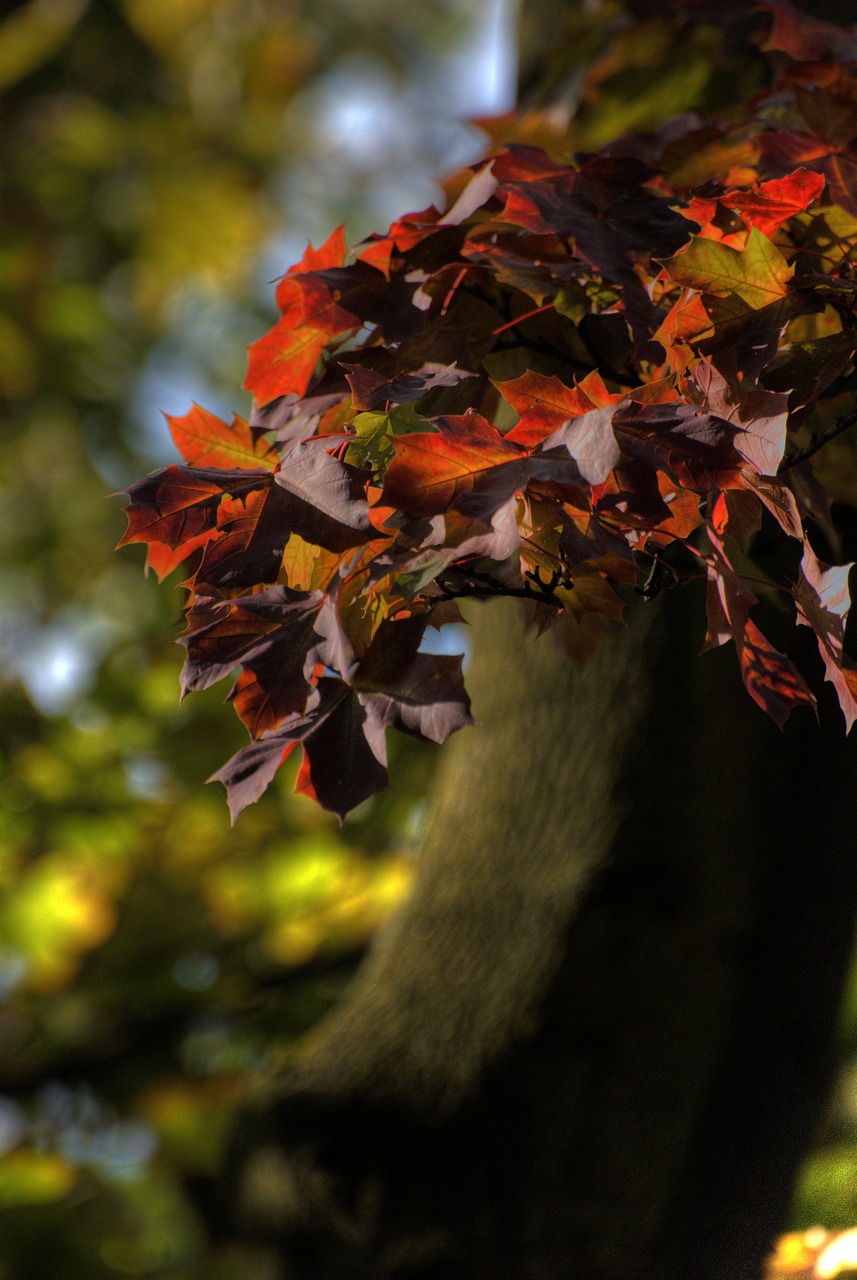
[120, 0, 857, 821]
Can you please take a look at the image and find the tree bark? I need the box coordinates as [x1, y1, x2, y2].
[226, 586, 857, 1279]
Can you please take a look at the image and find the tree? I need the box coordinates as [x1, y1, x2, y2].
[120, 1, 857, 1275]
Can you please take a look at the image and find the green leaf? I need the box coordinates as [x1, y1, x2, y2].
[346, 403, 434, 475]
[659, 227, 794, 314]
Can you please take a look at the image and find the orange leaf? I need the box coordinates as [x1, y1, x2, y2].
[725, 169, 826, 238]
[354, 208, 439, 278]
[165, 404, 278, 471]
[245, 230, 362, 405]
[285, 225, 348, 276]
[382, 414, 524, 518]
[245, 319, 323, 405]
[739, 616, 817, 728]
[117, 467, 271, 581]
[496, 369, 622, 447]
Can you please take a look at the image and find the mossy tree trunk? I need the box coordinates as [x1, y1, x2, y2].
[229, 588, 857, 1278]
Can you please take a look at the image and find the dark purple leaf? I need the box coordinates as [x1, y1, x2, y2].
[612, 402, 746, 488]
[194, 484, 295, 587]
[250, 391, 349, 447]
[179, 584, 324, 701]
[274, 438, 374, 551]
[313, 587, 355, 680]
[341, 361, 476, 410]
[212, 678, 389, 821]
[354, 615, 473, 745]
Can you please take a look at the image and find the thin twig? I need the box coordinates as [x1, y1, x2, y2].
[778, 410, 857, 472]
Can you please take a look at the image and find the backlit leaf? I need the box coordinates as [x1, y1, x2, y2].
[496, 368, 622, 448]
[245, 234, 369, 405]
[763, 0, 857, 62]
[659, 227, 794, 314]
[345, 403, 430, 474]
[738, 616, 817, 729]
[245, 302, 359, 406]
[724, 169, 826, 238]
[122, 17, 857, 819]
[704, 529, 816, 727]
[286, 225, 349, 275]
[165, 404, 278, 471]
[117, 467, 272, 580]
[382, 414, 526, 518]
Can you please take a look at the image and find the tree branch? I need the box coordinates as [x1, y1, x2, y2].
[778, 410, 857, 472]
[434, 564, 569, 607]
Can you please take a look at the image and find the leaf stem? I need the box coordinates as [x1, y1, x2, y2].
[492, 303, 556, 336]
[441, 267, 470, 316]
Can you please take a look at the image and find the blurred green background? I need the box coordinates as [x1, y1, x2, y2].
[3, 2, 857, 1275]
[0, 2, 513, 1274]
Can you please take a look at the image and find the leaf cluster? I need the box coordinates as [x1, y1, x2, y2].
[121, 0, 857, 820]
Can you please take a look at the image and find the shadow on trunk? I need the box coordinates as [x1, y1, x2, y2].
[212, 588, 857, 1278]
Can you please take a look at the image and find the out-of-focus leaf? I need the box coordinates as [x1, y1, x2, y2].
[0, 1151, 76, 1207]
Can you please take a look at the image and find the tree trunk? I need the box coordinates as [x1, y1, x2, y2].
[226, 585, 857, 1279]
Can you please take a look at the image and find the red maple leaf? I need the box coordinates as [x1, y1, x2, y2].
[496, 369, 623, 448]
[382, 414, 526, 518]
[724, 170, 826, 239]
[245, 227, 362, 405]
[165, 404, 278, 471]
[704, 529, 816, 727]
[117, 467, 271, 580]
